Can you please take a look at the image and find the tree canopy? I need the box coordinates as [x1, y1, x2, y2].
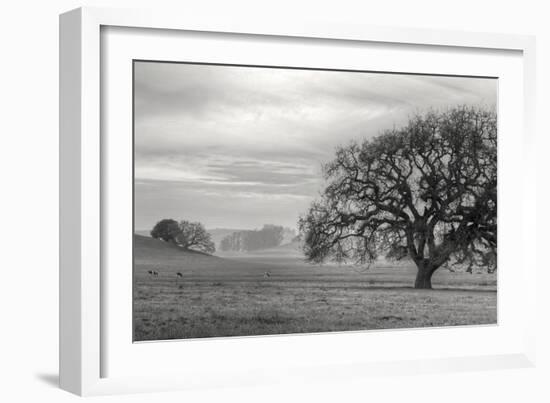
[176, 220, 216, 254]
[150, 219, 215, 254]
[150, 219, 180, 243]
[298, 106, 497, 289]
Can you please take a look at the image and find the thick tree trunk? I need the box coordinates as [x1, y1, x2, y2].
[414, 262, 434, 289]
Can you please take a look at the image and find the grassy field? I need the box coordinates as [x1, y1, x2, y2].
[133, 235, 497, 341]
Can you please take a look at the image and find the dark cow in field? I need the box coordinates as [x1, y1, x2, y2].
[263, 271, 271, 278]
[147, 270, 159, 277]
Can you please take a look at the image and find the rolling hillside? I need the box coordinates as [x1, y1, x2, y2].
[134, 229, 151, 238]
[134, 233, 211, 258]
[134, 234, 278, 278]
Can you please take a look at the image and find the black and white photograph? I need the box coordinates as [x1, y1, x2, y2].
[133, 61, 497, 341]
[2, 0, 547, 399]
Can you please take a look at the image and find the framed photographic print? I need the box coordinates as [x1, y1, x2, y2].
[60, 7, 537, 396]
[132, 61, 499, 342]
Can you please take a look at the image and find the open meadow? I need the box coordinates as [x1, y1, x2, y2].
[133, 235, 497, 341]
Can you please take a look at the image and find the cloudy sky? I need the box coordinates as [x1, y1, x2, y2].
[134, 61, 497, 231]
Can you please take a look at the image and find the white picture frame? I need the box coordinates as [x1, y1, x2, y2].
[59, 6, 537, 396]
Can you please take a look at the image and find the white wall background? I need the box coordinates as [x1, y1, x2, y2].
[0, 1, 548, 402]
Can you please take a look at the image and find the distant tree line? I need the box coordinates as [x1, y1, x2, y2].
[150, 219, 215, 254]
[220, 225, 284, 252]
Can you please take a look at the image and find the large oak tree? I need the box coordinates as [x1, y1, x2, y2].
[299, 107, 497, 289]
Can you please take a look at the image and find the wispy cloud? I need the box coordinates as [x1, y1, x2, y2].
[134, 62, 497, 230]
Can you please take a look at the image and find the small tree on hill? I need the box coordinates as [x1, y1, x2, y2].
[150, 219, 180, 243]
[176, 221, 216, 254]
[299, 106, 497, 289]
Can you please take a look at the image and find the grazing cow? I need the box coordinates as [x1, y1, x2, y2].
[263, 271, 271, 278]
[147, 270, 153, 276]
[152, 270, 159, 277]
[176, 272, 183, 278]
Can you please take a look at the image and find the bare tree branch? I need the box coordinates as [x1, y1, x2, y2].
[299, 106, 497, 289]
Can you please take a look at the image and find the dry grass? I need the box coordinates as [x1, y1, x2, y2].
[133, 235, 497, 341]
